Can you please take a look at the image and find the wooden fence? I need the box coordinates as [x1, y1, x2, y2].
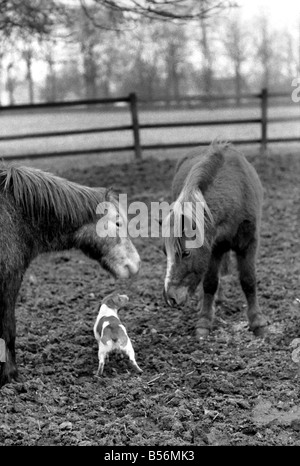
[0, 89, 299, 160]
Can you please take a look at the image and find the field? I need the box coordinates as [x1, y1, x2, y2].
[0, 144, 299, 446]
[0, 104, 299, 158]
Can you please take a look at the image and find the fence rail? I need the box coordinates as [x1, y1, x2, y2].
[0, 89, 299, 160]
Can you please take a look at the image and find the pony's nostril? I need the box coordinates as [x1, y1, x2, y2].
[126, 260, 140, 276]
[163, 287, 168, 303]
[169, 297, 177, 307]
[163, 288, 176, 307]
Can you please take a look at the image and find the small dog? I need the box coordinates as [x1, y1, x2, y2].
[93, 293, 142, 376]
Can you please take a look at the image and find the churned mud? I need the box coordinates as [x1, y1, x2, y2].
[0, 151, 299, 445]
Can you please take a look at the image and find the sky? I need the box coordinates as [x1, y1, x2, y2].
[235, 0, 300, 29]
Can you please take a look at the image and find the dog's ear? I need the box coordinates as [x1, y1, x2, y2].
[115, 294, 129, 308]
[109, 294, 129, 309]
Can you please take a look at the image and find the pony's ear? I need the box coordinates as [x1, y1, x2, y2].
[109, 294, 129, 309]
[105, 187, 115, 201]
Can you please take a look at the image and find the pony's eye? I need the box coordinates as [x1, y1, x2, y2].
[115, 217, 122, 228]
[182, 250, 191, 258]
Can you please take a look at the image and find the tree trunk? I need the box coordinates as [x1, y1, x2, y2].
[235, 63, 242, 106]
[201, 18, 213, 98]
[0, 56, 3, 106]
[172, 62, 180, 102]
[47, 52, 57, 102]
[165, 43, 180, 104]
[6, 63, 15, 105]
[102, 59, 113, 98]
[83, 49, 97, 99]
[26, 54, 34, 104]
[298, 19, 300, 74]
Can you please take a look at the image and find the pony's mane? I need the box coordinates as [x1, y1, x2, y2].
[175, 140, 228, 193]
[0, 163, 115, 226]
[163, 189, 212, 256]
[164, 141, 230, 255]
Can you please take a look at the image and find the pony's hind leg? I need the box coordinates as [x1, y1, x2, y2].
[196, 253, 223, 338]
[235, 241, 267, 337]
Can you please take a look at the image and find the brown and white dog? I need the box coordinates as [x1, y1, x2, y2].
[93, 293, 142, 376]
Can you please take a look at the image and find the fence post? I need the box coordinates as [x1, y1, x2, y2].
[129, 92, 142, 160]
[260, 88, 268, 154]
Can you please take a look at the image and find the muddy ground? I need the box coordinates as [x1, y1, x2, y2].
[0, 150, 299, 446]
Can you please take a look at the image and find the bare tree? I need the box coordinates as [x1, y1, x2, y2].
[42, 39, 58, 102]
[118, 20, 189, 101]
[222, 15, 249, 103]
[120, 24, 163, 100]
[0, 0, 232, 104]
[160, 23, 189, 102]
[81, 35, 98, 98]
[281, 30, 298, 80]
[0, 0, 66, 37]
[199, 16, 214, 97]
[251, 12, 294, 91]
[298, 18, 300, 74]
[80, 0, 232, 25]
[6, 61, 16, 105]
[21, 40, 35, 103]
[0, 34, 7, 105]
[71, 8, 101, 99]
[253, 13, 274, 89]
[0, 0, 232, 38]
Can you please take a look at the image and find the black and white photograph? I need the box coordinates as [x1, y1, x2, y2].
[0, 0, 299, 449]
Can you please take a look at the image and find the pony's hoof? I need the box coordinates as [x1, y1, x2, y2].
[253, 325, 267, 338]
[196, 327, 210, 339]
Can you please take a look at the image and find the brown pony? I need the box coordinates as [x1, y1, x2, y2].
[163, 142, 267, 338]
[0, 163, 140, 387]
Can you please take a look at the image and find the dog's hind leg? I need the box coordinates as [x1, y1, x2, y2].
[125, 340, 143, 373]
[96, 360, 105, 377]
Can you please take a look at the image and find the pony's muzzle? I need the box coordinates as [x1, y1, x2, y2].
[123, 256, 141, 278]
[112, 243, 141, 279]
[164, 285, 188, 307]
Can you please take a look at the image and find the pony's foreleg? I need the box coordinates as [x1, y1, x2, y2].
[0, 273, 24, 387]
[0, 291, 18, 387]
[196, 254, 223, 338]
[216, 252, 232, 303]
[236, 242, 267, 337]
